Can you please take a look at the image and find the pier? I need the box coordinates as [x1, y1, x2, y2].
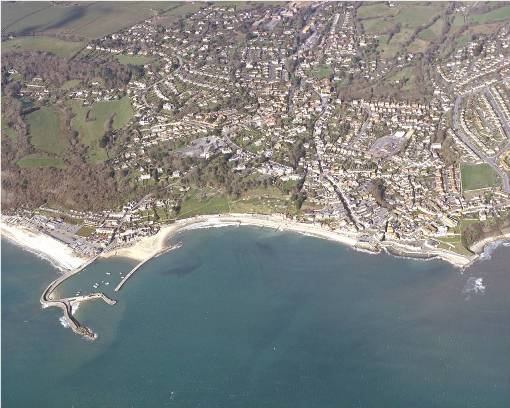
[114, 242, 182, 292]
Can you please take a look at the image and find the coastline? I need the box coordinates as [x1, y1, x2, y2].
[1, 216, 89, 272]
[3, 211, 509, 340]
[4, 212, 502, 275]
[101, 213, 475, 269]
[101, 213, 359, 262]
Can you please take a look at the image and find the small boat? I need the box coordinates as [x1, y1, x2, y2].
[106, 272, 111, 275]
[105, 282, 110, 286]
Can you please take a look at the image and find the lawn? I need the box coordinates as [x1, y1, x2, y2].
[116, 54, 154, 66]
[310, 64, 333, 80]
[26, 107, 66, 155]
[76, 225, 96, 237]
[70, 97, 133, 164]
[1, 36, 83, 58]
[17, 153, 66, 169]
[177, 190, 230, 219]
[460, 163, 501, 191]
[469, 5, 510, 24]
[230, 187, 290, 214]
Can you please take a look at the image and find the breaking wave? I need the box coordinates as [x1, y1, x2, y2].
[463, 277, 486, 297]
[479, 240, 510, 261]
[59, 316, 69, 328]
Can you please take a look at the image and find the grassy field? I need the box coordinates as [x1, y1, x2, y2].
[116, 54, 154, 66]
[378, 28, 414, 58]
[460, 163, 501, 191]
[17, 153, 66, 169]
[1, 122, 17, 141]
[395, 4, 444, 28]
[2, 2, 177, 39]
[76, 225, 96, 237]
[177, 189, 230, 219]
[157, 3, 208, 26]
[407, 37, 430, 53]
[310, 64, 333, 80]
[1, 36, 83, 58]
[418, 18, 444, 41]
[470, 5, 510, 24]
[70, 97, 133, 164]
[362, 17, 395, 34]
[175, 186, 291, 219]
[26, 107, 67, 155]
[61, 79, 81, 90]
[357, 3, 399, 19]
[386, 66, 418, 90]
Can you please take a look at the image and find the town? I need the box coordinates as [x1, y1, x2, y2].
[2, 2, 510, 262]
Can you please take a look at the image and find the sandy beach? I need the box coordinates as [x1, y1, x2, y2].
[101, 213, 475, 268]
[2, 212, 495, 275]
[1, 216, 89, 271]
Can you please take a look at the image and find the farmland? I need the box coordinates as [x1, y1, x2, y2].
[1, 36, 83, 58]
[469, 4, 510, 25]
[2, 2, 177, 39]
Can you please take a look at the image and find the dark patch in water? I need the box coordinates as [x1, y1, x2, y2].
[159, 258, 202, 277]
[254, 240, 276, 256]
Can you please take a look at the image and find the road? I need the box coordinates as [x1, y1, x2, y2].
[452, 94, 510, 193]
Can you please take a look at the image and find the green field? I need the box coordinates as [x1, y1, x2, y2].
[157, 3, 208, 26]
[1, 36, 83, 58]
[362, 17, 395, 34]
[418, 18, 444, 41]
[70, 97, 133, 164]
[357, 3, 399, 19]
[470, 5, 510, 24]
[26, 107, 66, 155]
[1, 122, 17, 141]
[2, 2, 177, 39]
[310, 64, 333, 80]
[61, 79, 81, 90]
[395, 4, 444, 28]
[116, 54, 154, 66]
[178, 190, 230, 219]
[76, 225, 96, 237]
[460, 163, 501, 191]
[17, 153, 66, 169]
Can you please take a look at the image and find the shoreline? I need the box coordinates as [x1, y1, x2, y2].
[101, 213, 475, 269]
[4, 212, 507, 275]
[3, 211, 509, 339]
[1, 216, 90, 272]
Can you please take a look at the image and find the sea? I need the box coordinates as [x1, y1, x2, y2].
[2, 226, 510, 408]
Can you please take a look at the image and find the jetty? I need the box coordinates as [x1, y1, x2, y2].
[40, 256, 117, 340]
[114, 242, 182, 292]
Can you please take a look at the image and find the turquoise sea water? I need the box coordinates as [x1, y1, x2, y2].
[2, 227, 510, 407]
